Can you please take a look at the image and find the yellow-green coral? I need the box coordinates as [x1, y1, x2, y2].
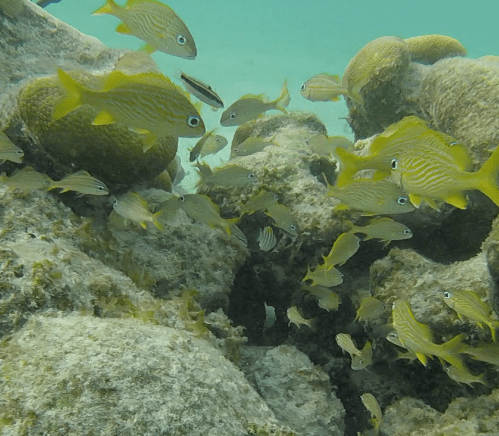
[343, 36, 410, 104]
[404, 34, 466, 64]
[18, 70, 177, 189]
[0, 0, 24, 18]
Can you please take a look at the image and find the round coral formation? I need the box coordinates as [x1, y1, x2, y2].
[18, 70, 178, 190]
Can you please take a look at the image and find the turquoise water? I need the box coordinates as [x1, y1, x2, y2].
[43, 0, 499, 186]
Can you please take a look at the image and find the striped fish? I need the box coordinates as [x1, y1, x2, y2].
[257, 226, 276, 251]
[360, 393, 382, 430]
[181, 72, 224, 109]
[0, 132, 24, 164]
[93, 0, 196, 59]
[327, 179, 415, 215]
[391, 137, 499, 209]
[53, 69, 205, 152]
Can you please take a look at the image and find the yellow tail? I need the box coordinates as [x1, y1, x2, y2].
[335, 147, 364, 187]
[274, 79, 290, 112]
[92, 0, 117, 15]
[53, 69, 85, 121]
[152, 210, 164, 232]
[477, 145, 499, 207]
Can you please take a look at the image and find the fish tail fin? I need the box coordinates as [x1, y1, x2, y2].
[274, 79, 290, 112]
[477, 145, 499, 207]
[53, 69, 85, 121]
[488, 320, 499, 342]
[335, 147, 363, 187]
[152, 210, 164, 232]
[440, 333, 467, 369]
[92, 0, 117, 15]
[46, 183, 59, 192]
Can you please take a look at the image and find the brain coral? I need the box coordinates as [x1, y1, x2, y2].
[18, 70, 177, 190]
[404, 34, 466, 64]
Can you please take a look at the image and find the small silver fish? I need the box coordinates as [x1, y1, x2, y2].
[232, 135, 277, 157]
[48, 170, 109, 196]
[264, 302, 276, 329]
[302, 285, 340, 311]
[0, 132, 24, 164]
[220, 79, 290, 127]
[287, 305, 313, 329]
[180, 72, 224, 109]
[177, 193, 231, 234]
[239, 190, 279, 217]
[257, 226, 277, 251]
[199, 134, 228, 158]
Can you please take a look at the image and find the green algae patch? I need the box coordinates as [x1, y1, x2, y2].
[18, 71, 177, 190]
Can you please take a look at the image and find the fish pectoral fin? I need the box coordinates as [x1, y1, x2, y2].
[115, 23, 132, 34]
[142, 134, 157, 153]
[141, 43, 157, 54]
[333, 203, 349, 210]
[409, 194, 422, 208]
[92, 111, 115, 126]
[415, 352, 428, 366]
[444, 193, 468, 209]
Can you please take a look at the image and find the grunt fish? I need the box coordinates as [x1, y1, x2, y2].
[328, 179, 415, 215]
[460, 341, 499, 366]
[265, 203, 299, 236]
[53, 69, 205, 152]
[391, 133, 499, 209]
[302, 264, 343, 287]
[113, 191, 163, 231]
[189, 129, 216, 162]
[444, 364, 486, 387]
[302, 285, 340, 311]
[220, 79, 290, 126]
[201, 165, 258, 187]
[287, 305, 313, 329]
[199, 134, 228, 159]
[232, 135, 277, 157]
[351, 341, 372, 371]
[355, 296, 386, 322]
[93, 0, 197, 59]
[257, 226, 277, 251]
[180, 72, 224, 109]
[306, 134, 353, 159]
[300, 73, 348, 102]
[177, 194, 231, 235]
[48, 170, 109, 196]
[442, 289, 499, 341]
[239, 190, 279, 217]
[360, 393, 383, 430]
[347, 217, 413, 246]
[0, 132, 24, 164]
[322, 231, 361, 269]
[0, 167, 52, 192]
[336, 333, 361, 358]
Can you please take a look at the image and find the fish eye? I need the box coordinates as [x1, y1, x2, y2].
[403, 229, 412, 235]
[176, 34, 187, 45]
[443, 291, 452, 298]
[300, 84, 306, 91]
[273, 194, 279, 200]
[97, 185, 106, 192]
[305, 139, 310, 145]
[391, 158, 398, 170]
[187, 116, 200, 127]
[290, 224, 297, 231]
[450, 141, 458, 146]
[397, 196, 408, 205]
[229, 113, 237, 120]
[248, 173, 255, 179]
[179, 195, 186, 202]
[16, 150, 23, 154]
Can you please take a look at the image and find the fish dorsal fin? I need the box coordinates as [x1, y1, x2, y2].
[73, 170, 91, 176]
[103, 70, 177, 92]
[239, 93, 267, 102]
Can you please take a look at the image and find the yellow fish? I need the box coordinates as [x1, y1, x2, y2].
[442, 289, 499, 341]
[327, 179, 415, 215]
[302, 264, 343, 287]
[239, 190, 279, 217]
[351, 341, 372, 371]
[459, 341, 499, 366]
[113, 191, 163, 231]
[335, 116, 467, 187]
[201, 165, 258, 188]
[265, 203, 299, 236]
[302, 285, 340, 311]
[93, 0, 197, 59]
[48, 170, 109, 196]
[0, 132, 24, 164]
[306, 134, 353, 159]
[392, 299, 465, 368]
[355, 296, 385, 323]
[53, 69, 205, 152]
[189, 129, 225, 162]
[0, 167, 52, 192]
[220, 79, 290, 126]
[347, 217, 412, 246]
[360, 393, 382, 430]
[287, 305, 313, 329]
[177, 194, 231, 235]
[300, 73, 348, 102]
[232, 135, 277, 157]
[335, 333, 361, 358]
[391, 136, 499, 209]
[322, 231, 361, 269]
[444, 364, 487, 387]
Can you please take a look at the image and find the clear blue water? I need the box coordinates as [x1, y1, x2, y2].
[42, 0, 499, 187]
